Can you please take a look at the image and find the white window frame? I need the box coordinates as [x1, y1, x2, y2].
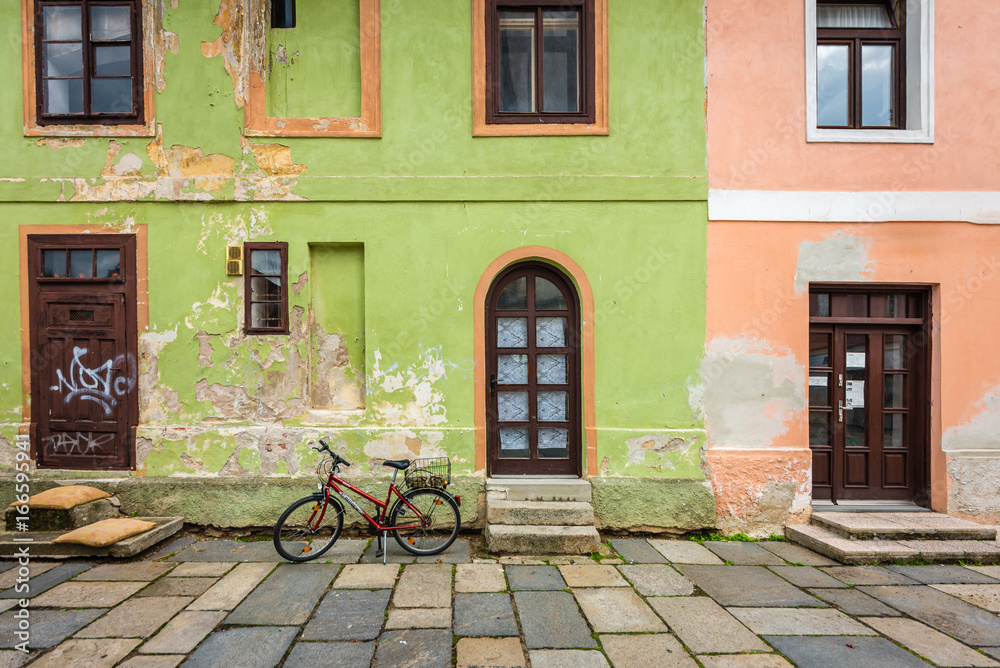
[805, 0, 934, 143]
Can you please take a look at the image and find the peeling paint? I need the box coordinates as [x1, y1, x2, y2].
[311, 331, 364, 411]
[35, 138, 86, 151]
[794, 232, 874, 294]
[200, 0, 268, 108]
[943, 383, 1000, 451]
[625, 434, 690, 467]
[370, 347, 470, 427]
[946, 456, 1000, 523]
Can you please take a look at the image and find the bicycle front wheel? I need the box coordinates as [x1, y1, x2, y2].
[273, 495, 344, 562]
[390, 488, 461, 556]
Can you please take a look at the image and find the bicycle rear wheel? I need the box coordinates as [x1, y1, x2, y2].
[390, 488, 461, 556]
[273, 495, 344, 562]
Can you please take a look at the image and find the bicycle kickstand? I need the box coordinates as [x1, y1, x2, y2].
[382, 531, 388, 565]
[375, 531, 387, 565]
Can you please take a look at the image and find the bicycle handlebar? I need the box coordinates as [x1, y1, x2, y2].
[315, 439, 351, 467]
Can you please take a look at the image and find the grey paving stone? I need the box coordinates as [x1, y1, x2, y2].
[138, 610, 227, 654]
[599, 633, 697, 668]
[505, 565, 566, 591]
[887, 565, 1000, 584]
[729, 607, 878, 636]
[984, 648, 1000, 661]
[456, 638, 526, 668]
[416, 538, 472, 564]
[610, 539, 667, 564]
[28, 638, 140, 668]
[676, 565, 824, 607]
[454, 593, 518, 636]
[969, 566, 1000, 580]
[931, 584, 1000, 613]
[187, 562, 275, 611]
[648, 540, 724, 564]
[118, 657, 184, 668]
[361, 537, 414, 564]
[574, 587, 666, 632]
[647, 596, 769, 654]
[765, 635, 934, 668]
[166, 540, 281, 562]
[514, 591, 597, 649]
[284, 641, 376, 668]
[302, 589, 390, 641]
[146, 535, 199, 561]
[0, 650, 30, 668]
[455, 564, 507, 593]
[167, 562, 234, 578]
[757, 541, 838, 566]
[769, 565, 848, 588]
[697, 655, 793, 668]
[181, 626, 298, 668]
[31, 581, 146, 608]
[394, 564, 452, 608]
[226, 563, 338, 625]
[862, 617, 1000, 667]
[0, 562, 93, 599]
[0, 563, 58, 590]
[386, 607, 451, 629]
[619, 564, 694, 596]
[373, 629, 452, 668]
[860, 585, 1000, 646]
[703, 541, 786, 565]
[0, 564, 15, 575]
[529, 650, 611, 668]
[0, 608, 105, 648]
[76, 596, 191, 638]
[807, 587, 901, 616]
[75, 563, 175, 581]
[820, 565, 920, 585]
[135, 578, 216, 598]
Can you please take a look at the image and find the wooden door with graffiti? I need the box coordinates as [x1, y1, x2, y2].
[28, 235, 137, 469]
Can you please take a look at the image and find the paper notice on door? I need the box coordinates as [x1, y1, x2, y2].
[809, 375, 828, 387]
[846, 352, 866, 369]
[845, 380, 865, 408]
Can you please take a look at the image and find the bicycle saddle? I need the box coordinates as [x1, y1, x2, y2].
[382, 459, 411, 470]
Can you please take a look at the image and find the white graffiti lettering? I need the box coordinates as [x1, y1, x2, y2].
[42, 432, 115, 457]
[50, 347, 136, 416]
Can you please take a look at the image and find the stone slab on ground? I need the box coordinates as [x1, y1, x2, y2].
[26, 638, 140, 668]
[76, 596, 190, 638]
[765, 636, 933, 668]
[138, 610, 227, 654]
[394, 564, 452, 608]
[333, 564, 400, 589]
[487, 525, 600, 554]
[302, 589, 391, 641]
[0, 563, 58, 590]
[758, 541, 838, 566]
[574, 587, 666, 632]
[931, 584, 1000, 613]
[969, 566, 1000, 579]
[559, 565, 628, 587]
[807, 587, 901, 616]
[887, 565, 1000, 585]
[135, 577, 215, 598]
[697, 655, 794, 668]
[146, 535, 198, 561]
[227, 563, 338, 625]
[862, 616, 1000, 667]
[372, 629, 452, 668]
[729, 607, 878, 636]
[647, 596, 769, 654]
[0, 562, 92, 599]
[529, 650, 611, 668]
[0, 650, 31, 667]
[74, 562, 174, 581]
[618, 564, 694, 596]
[385, 607, 451, 629]
[820, 565, 920, 586]
[455, 563, 507, 592]
[514, 590, 597, 649]
[187, 562, 275, 611]
[284, 641, 376, 668]
[985, 648, 1000, 661]
[416, 539, 471, 564]
[31, 580, 145, 608]
[609, 539, 667, 564]
[0, 609, 105, 648]
[361, 538, 415, 564]
[0, 518, 182, 560]
[505, 565, 566, 591]
[166, 562, 233, 578]
[677, 565, 824, 607]
[703, 541, 786, 565]
[181, 626, 298, 668]
[648, 540, 723, 564]
[769, 565, 848, 589]
[166, 540, 280, 562]
[454, 593, 518, 636]
[599, 633, 697, 668]
[812, 511, 997, 541]
[456, 637, 526, 668]
[118, 656, 184, 668]
[860, 585, 1000, 646]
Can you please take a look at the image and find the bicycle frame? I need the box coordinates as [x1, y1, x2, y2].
[318, 469, 430, 532]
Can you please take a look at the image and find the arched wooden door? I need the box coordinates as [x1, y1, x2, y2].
[486, 263, 581, 476]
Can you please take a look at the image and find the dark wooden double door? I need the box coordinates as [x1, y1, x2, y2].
[28, 235, 137, 470]
[809, 290, 928, 502]
[486, 263, 581, 476]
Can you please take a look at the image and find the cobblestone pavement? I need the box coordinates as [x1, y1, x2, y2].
[2, 536, 1000, 667]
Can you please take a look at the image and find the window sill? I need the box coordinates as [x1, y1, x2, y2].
[473, 121, 609, 137]
[24, 121, 156, 139]
[807, 127, 934, 144]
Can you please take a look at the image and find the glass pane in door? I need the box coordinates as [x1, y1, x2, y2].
[844, 334, 867, 448]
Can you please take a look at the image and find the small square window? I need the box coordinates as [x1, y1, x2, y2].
[244, 242, 289, 335]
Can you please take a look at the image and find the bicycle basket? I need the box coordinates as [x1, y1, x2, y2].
[404, 457, 451, 490]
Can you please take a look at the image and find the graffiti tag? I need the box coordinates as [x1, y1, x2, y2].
[43, 432, 115, 456]
[50, 346, 137, 416]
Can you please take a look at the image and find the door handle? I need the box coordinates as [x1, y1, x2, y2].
[838, 400, 844, 423]
[489, 374, 497, 396]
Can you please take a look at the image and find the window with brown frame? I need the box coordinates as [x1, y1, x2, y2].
[485, 0, 595, 125]
[34, 0, 143, 125]
[816, 1, 904, 129]
[244, 242, 288, 335]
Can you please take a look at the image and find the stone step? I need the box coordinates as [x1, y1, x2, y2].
[486, 479, 592, 502]
[787, 524, 1000, 565]
[812, 511, 997, 542]
[0, 517, 184, 559]
[486, 524, 601, 554]
[4, 498, 119, 532]
[487, 498, 594, 526]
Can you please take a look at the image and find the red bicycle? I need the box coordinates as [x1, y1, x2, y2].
[273, 439, 461, 563]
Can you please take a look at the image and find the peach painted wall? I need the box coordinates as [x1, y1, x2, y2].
[706, 0, 1000, 191]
